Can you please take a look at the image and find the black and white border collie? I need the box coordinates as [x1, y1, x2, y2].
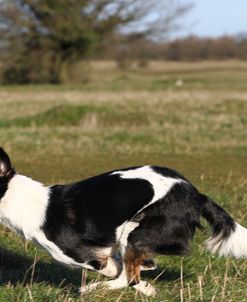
[0, 147, 247, 297]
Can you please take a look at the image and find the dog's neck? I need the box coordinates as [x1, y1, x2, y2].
[0, 174, 50, 239]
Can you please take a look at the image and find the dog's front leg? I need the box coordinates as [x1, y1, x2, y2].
[79, 246, 157, 297]
[79, 264, 128, 294]
[96, 256, 121, 278]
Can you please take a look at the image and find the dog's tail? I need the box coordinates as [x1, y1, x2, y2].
[201, 194, 247, 258]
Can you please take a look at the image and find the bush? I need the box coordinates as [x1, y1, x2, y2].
[1, 64, 30, 84]
[1, 50, 62, 84]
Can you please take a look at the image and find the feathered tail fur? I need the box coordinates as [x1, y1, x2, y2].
[201, 194, 247, 258]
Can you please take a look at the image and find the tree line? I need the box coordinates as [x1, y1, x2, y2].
[149, 35, 247, 61]
[96, 34, 247, 65]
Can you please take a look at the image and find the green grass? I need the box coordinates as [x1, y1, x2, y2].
[0, 60, 247, 301]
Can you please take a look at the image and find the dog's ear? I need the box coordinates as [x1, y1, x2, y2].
[0, 147, 12, 177]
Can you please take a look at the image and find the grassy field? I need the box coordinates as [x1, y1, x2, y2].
[0, 60, 247, 301]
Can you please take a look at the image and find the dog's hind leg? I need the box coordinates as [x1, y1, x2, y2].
[141, 258, 157, 271]
[104, 246, 156, 296]
[124, 246, 157, 296]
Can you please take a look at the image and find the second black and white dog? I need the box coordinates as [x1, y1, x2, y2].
[0, 147, 247, 296]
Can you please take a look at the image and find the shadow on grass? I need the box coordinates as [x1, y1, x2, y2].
[0, 246, 85, 289]
[141, 266, 181, 282]
[0, 246, 183, 291]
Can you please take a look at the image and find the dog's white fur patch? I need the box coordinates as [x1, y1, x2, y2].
[206, 222, 247, 258]
[34, 230, 94, 269]
[112, 165, 182, 214]
[114, 166, 182, 249]
[0, 174, 94, 270]
[0, 174, 49, 239]
[116, 221, 139, 248]
[98, 256, 120, 277]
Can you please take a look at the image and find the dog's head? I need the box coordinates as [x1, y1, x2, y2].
[0, 147, 15, 200]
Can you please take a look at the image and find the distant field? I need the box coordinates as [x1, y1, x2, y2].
[0, 61, 246, 301]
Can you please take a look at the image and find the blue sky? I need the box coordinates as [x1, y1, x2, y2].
[174, 0, 247, 38]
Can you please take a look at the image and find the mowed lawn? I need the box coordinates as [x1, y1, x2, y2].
[0, 61, 246, 301]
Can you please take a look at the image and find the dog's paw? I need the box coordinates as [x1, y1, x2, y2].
[79, 282, 101, 294]
[79, 278, 128, 295]
[133, 280, 157, 297]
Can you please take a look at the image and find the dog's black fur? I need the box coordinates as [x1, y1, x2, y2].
[42, 166, 235, 269]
